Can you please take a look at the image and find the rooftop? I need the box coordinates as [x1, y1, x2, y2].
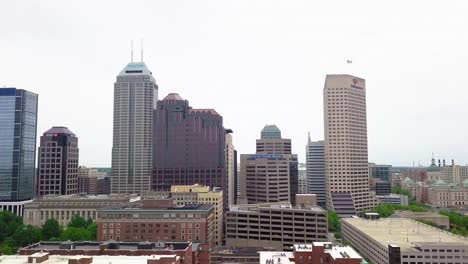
[261, 125, 282, 139]
[1, 255, 178, 264]
[163, 93, 184, 101]
[229, 202, 325, 213]
[21, 241, 190, 251]
[343, 218, 468, 252]
[325, 245, 362, 260]
[259, 251, 294, 264]
[44, 126, 76, 136]
[99, 202, 213, 212]
[118, 62, 154, 76]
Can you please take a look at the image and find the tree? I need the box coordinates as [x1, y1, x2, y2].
[87, 222, 97, 240]
[328, 211, 341, 232]
[60, 227, 91, 241]
[0, 243, 14, 255]
[0, 211, 23, 243]
[42, 218, 61, 240]
[68, 215, 88, 229]
[12, 225, 42, 247]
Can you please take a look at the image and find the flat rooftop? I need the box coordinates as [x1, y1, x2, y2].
[259, 251, 294, 264]
[326, 245, 362, 260]
[343, 218, 468, 251]
[230, 203, 325, 213]
[1, 255, 178, 264]
[21, 241, 190, 251]
[391, 210, 448, 218]
[100, 203, 213, 211]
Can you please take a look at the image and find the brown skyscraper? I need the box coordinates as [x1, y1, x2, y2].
[323, 75, 375, 216]
[37, 127, 79, 196]
[152, 93, 226, 196]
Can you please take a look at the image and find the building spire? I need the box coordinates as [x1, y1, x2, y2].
[308, 131, 311, 143]
[140, 38, 144, 62]
[131, 40, 134, 63]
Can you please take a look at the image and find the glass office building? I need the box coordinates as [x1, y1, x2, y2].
[0, 88, 38, 202]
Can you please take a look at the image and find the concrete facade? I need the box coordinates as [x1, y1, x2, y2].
[226, 201, 327, 250]
[240, 125, 298, 205]
[111, 62, 158, 195]
[323, 75, 375, 215]
[342, 217, 468, 264]
[23, 194, 134, 227]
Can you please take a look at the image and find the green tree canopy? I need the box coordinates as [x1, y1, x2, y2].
[42, 218, 61, 240]
[68, 215, 88, 229]
[328, 211, 341, 232]
[0, 211, 23, 243]
[60, 227, 92, 241]
[12, 225, 42, 247]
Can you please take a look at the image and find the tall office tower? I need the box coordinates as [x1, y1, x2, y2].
[152, 93, 226, 196]
[239, 125, 298, 205]
[225, 129, 237, 206]
[37, 127, 79, 196]
[111, 62, 158, 195]
[306, 137, 326, 208]
[0, 88, 38, 216]
[324, 74, 375, 216]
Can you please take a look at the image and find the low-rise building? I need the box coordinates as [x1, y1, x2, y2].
[170, 185, 223, 246]
[342, 217, 468, 264]
[376, 194, 408, 206]
[96, 198, 215, 247]
[211, 247, 268, 264]
[19, 240, 205, 264]
[428, 182, 468, 208]
[24, 194, 136, 227]
[390, 211, 450, 229]
[259, 242, 362, 264]
[226, 200, 327, 250]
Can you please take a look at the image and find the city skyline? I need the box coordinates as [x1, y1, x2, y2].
[2, 1, 468, 167]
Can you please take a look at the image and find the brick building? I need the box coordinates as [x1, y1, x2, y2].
[19, 241, 207, 264]
[96, 198, 215, 247]
[259, 242, 362, 264]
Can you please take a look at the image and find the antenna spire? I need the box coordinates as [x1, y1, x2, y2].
[131, 40, 134, 63]
[141, 38, 144, 62]
[308, 131, 311, 143]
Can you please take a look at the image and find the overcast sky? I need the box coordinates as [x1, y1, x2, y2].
[1, 1, 468, 167]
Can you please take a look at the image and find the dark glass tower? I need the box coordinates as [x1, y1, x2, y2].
[152, 93, 226, 194]
[0, 88, 38, 202]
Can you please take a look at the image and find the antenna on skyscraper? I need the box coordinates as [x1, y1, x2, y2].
[131, 40, 134, 63]
[141, 38, 144, 62]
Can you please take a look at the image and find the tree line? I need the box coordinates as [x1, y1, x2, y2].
[0, 211, 96, 255]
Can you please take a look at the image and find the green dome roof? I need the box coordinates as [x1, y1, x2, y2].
[427, 164, 441, 172]
[463, 179, 468, 187]
[432, 179, 448, 187]
[401, 177, 414, 185]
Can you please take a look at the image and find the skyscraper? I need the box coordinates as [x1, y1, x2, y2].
[323, 74, 375, 216]
[0, 88, 38, 216]
[306, 137, 326, 208]
[225, 129, 237, 206]
[111, 62, 158, 194]
[152, 93, 226, 196]
[37, 126, 79, 196]
[239, 125, 298, 205]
